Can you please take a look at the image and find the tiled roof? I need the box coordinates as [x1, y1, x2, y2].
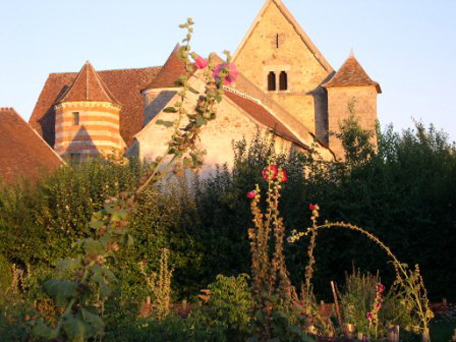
[0, 107, 62, 184]
[57, 61, 120, 104]
[143, 44, 195, 90]
[323, 55, 381, 93]
[29, 66, 161, 147]
[224, 90, 309, 150]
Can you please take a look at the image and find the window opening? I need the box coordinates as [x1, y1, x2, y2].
[268, 71, 276, 91]
[279, 71, 288, 91]
[72, 112, 80, 126]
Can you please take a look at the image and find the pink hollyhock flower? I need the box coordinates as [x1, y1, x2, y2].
[376, 302, 382, 310]
[309, 203, 318, 211]
[247, 190, 256, 199]
[277, 167, 288, 182]
[262, 165, 279, 180]
[366, 312, 373, 320]
[213, 63, 239, 85]
[193, 54, 208, 69]
[378, 283, 385, 293]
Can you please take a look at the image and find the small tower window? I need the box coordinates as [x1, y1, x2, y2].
[276, 33, 280, 48]
[267, 71, 276, 91]
[72, 112, 80, 126]
[279, 71, 288, 91]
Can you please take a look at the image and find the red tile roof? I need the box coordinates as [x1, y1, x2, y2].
[143, 44, 195, 90]
[57, 61, 120, 104]
[224, 90, 309, 150]
[29, 66, 161, 147]
[0, 108, 62, 184]
[323, 55, 381, 93]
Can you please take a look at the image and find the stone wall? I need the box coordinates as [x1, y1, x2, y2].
[326, 86, 378, 160]
[233, 0, 332, 134]
[133, 76, 297, 171]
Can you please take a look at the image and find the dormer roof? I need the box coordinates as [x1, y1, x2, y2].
[143, 44, 195, 91]
[323, 54, 382, 93]
[57, 61, 121, 104]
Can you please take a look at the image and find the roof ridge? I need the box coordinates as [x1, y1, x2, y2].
[0, 107, 15, 112]
[48, 66, 162, 78]
[86, 61, 90, 100]
[223, 86, 261, 104]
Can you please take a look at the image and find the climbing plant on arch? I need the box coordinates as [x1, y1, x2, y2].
[289, 211, 434, 342]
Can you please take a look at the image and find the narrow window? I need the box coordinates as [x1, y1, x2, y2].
[267, 71, 276, 91]
[276, 33, 280, 48]
[279, 71, 288, 91]
[72, 112, 80, 126]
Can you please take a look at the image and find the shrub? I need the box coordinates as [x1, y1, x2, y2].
[190, 274, 252, 339]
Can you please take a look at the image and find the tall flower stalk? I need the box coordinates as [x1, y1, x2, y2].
[248, 160, 293, 340]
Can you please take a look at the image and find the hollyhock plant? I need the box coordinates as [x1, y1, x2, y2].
[277, 167, 287, 182]
[262, 165, 278, 180]
[309, 203, 319, 211]
[192, 53, 208, 69]
[247, 190, 256, 199]
[213, 63, 239, 85]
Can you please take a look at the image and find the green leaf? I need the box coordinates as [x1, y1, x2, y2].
[32, 322, 58, 339]
[57, 258, 81, 273]
[126, 234, 134, 247]
[183, 157, 192, 169]
[81, 308, 104, 336]
[156, 120, 174, 127]
[80, 238, 105, 255]
[163, 107, 178, 113]
[63, 315, 86, 342]
[188, 87, 200, 94]
[89, 220, 104, 230]
[44, 280, 79, 307]
[196, 116, 207, 127]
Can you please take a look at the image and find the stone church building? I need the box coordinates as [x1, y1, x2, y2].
[29, 0, 381, 167]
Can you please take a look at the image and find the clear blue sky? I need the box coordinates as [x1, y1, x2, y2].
[1, 0, 455, 140]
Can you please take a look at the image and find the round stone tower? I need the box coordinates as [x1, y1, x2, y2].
[54, 61, 125, 162]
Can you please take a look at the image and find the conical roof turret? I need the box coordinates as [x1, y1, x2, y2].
[58, 61, 120, 103]
[323, 53, 381, 93]
[143, 44, 195, 91]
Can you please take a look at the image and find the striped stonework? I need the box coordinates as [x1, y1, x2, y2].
[54, 101, 125, 161]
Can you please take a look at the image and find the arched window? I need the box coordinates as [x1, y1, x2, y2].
[279, 71, 288, 91]
[268, 71, 276, 91]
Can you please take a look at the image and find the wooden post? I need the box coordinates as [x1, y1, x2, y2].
[330, 281, 342, 325]
[343, 323, 355, 339]
[422, 327, 430, 342]
[388, 324, 400, 342]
